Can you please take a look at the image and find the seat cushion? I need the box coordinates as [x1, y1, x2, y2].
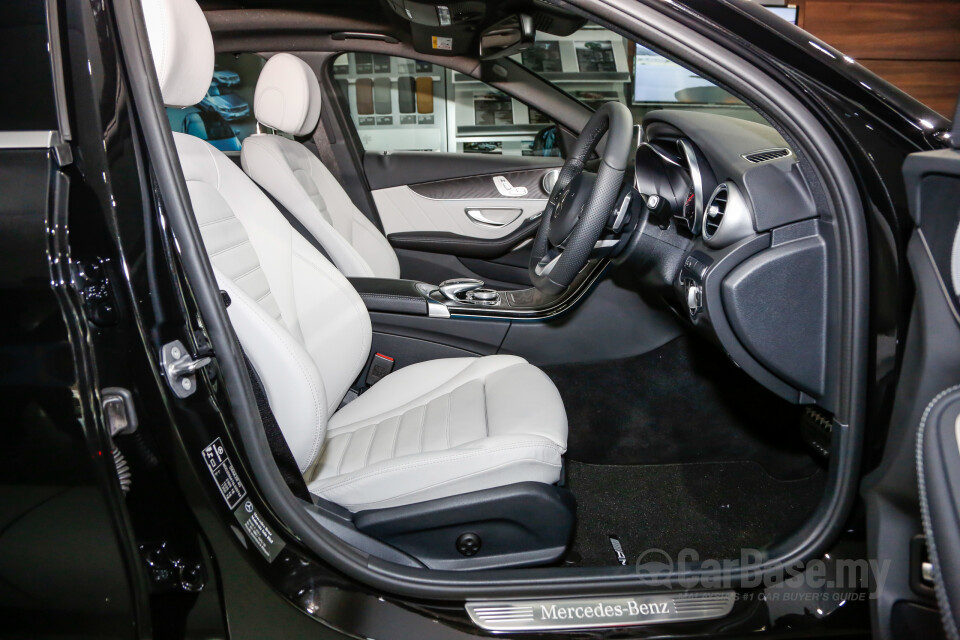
[307, 356, 567, 512]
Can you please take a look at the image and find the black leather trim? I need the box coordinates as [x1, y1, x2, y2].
[408, 168, 553, 200]
[364, 151, 562, 191]
[349, 277, 428, 315]
[388, 219, 540, 259]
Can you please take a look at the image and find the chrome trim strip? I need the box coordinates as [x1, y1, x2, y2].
[0, 131, 58, 149]
[677, 138, 705, 235]
[45, 0, 71, 141]
[465, 208, 523, 227]
[401, 185, 547, 204]
[466, 592, 736, 631]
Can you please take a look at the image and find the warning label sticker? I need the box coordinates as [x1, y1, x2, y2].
[234, 499, 285, 562]
[431, 35, 453, 51]
[202, 438, 246, 510]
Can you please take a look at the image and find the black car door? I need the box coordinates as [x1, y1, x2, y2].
[865, 109, 960, 640]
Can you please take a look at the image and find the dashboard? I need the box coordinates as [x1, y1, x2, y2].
[625, 110, 836, 411]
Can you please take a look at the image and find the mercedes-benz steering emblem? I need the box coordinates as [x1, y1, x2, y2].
[553, 187, 572, 220]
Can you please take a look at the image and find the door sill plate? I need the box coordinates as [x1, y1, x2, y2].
[466, 591, 736, 631]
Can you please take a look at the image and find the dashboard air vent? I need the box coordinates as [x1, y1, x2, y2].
[742, 148, 790, 163]
[703, 184, 728, 239]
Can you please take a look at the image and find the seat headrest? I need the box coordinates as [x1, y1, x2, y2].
[254, 54, 322, 137]
[141, 0, 215, 107]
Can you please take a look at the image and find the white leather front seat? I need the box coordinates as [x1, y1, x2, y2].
[241, 54, 401, 279]
[142, 0, 567, 513]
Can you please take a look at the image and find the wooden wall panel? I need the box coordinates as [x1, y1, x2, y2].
[799, 0, 960, 117]
[803, 2, 960, 60]
[860, 60, 960, 117]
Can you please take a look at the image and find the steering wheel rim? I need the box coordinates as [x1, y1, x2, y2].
[529, 102, 634, 294]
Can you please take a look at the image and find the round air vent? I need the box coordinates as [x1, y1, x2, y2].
[702, 182, 754, 249]
[703, 184, 728, 239]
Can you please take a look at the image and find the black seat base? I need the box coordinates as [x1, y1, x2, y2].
[352, 482, 576, 570]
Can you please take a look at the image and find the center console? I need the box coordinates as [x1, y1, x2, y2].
[345, 258, 681, 371]
[348, 260, 607, 324]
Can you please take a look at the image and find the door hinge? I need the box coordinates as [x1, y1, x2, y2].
[161, 340, 213, 398]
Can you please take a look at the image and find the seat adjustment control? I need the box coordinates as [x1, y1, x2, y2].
[456, 532, 482, 557]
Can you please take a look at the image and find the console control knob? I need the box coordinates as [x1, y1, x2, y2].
[471, 288, 498, 301]
[438, 278, 484, 302]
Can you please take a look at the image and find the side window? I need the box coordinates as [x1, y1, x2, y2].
[166, 53, 265, 151]
[331, 54, 560, 157]
[1, 3, 58, 132]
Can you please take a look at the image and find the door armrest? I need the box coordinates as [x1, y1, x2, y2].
[387, 217, 540, 259]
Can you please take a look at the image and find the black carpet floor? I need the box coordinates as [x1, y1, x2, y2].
[543, 335, 820, 481]
[564, 460, 826, 567]
[543, 335, 827, 567]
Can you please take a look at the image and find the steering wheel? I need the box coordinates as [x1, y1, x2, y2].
[529, 102, 634, 294]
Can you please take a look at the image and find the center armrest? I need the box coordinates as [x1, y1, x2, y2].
[349, 278, 435, 316]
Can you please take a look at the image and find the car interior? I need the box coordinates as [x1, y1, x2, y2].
[141, 0, 842, 574]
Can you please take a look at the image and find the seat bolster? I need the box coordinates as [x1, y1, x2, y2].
[484, 360, 568, 447]
[217, 269, 328, 473]
[308, 434, 564, 512]
[289, 232, 372, 411]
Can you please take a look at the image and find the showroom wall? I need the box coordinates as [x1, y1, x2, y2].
[797, 0, 960, 117]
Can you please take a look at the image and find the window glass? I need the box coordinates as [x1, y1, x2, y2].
[512, 9, 798, 124]
[167, 53, 264, 150]
[331, 54, 560, 157]
[1, 3, 57, 131]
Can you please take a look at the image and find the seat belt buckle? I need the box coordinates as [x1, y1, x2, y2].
[365, 353, 395, 386]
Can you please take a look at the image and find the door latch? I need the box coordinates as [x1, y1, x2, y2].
[161, 340, 212, 398]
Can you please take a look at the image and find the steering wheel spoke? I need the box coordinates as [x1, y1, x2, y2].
[534, 247, 563, 277]
[528, 101, 634, 295]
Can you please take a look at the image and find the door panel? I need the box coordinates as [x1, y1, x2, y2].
[363, 151, 562, 190]
[366, 154, 560, 238]
[865, 118, 960, 640]
[365, 152, 562, 285]
[372, 170, 552, 239]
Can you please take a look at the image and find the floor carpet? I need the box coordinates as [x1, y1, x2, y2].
[543, 335, 821, 481]
[564, 460, 826, 567]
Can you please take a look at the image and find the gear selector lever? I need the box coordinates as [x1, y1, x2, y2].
[438, 278, 484, 301]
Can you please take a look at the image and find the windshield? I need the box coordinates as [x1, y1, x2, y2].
[511, 20, 788, 125]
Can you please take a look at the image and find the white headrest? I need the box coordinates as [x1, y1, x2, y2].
[254, 54, 322, 137]
[141, 0, 215, 107]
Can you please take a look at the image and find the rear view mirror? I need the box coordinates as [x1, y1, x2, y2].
[479, 14, 535, 60]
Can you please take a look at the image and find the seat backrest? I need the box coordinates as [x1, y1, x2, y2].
[142, 0, 372, 472]
[241, 54, 401, 279]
